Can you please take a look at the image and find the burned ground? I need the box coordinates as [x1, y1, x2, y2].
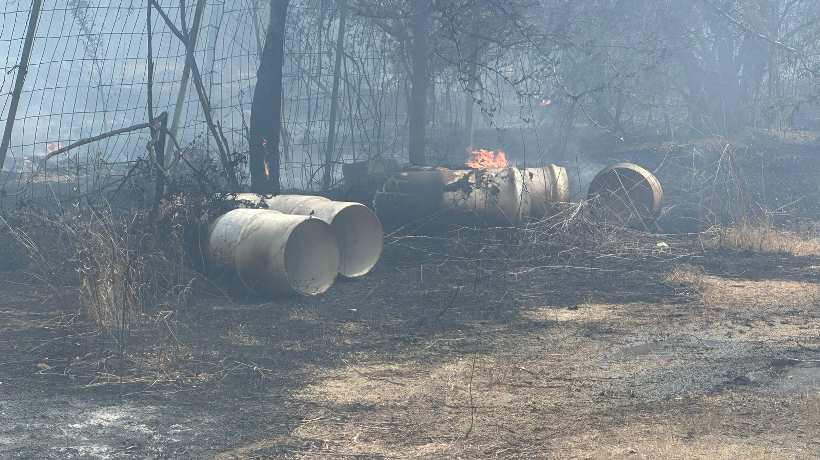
[2, 135, 820, 458]
[2, 219, 820, 458]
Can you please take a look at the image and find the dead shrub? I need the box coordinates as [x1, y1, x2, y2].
[4, 198, 199, 355]
[78, 201, 203, 349]
[73, 207, 149, 347]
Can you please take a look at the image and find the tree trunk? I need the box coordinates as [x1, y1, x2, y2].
[408, 1, 431, 166]
[463, 46, 478, 153]
[250, 0, 289, 193]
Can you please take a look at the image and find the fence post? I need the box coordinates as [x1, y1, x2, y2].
[322, 0, 348, 190]
[0, 0, 43, 171]
[153, 111, 168, 193]
[169, 0, 207, 143]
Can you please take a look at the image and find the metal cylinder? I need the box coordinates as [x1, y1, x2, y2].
[377, 165, 572, 226]
[522, 164, 570, 219]
[587, 162, 663, 229]
[374, 167, 451, 228]
[442, 167, 527, 225]
[208, 208, 340, 296]
[260, 195, 384, 278]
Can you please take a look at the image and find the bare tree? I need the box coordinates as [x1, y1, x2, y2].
[407, 0, 432, 166]
[352, 0, 434, 166]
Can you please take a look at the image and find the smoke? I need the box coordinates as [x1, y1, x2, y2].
[564, 158, 608, 199]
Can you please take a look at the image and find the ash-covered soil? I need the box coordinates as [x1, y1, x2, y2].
[2, 225, 820, 459]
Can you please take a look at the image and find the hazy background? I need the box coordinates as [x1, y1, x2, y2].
[2, 0, 819, 190]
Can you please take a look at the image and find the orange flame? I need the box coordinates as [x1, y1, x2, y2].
[466, 149, 508, 169]
[46, 142, 62, 154]
[263, 160, 270, 177]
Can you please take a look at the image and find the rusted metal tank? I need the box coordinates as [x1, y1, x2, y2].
[587, 162, 663, 229]
[375, 164, 572, 226]
[442, 167, 527, 225]
[374, 167, 451, 226]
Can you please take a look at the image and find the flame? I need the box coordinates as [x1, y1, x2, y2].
[264, 160, 270, 177]
[46, 142, 62, 154]
[466, 149, 508, 169]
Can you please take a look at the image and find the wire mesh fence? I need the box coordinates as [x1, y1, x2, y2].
[0, 0, 425, 203]
[3, 0, 819, 207]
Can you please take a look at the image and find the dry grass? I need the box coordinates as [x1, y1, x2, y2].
[222, 324, 263, 346]
[560, 427, 796, 459]
[74, 210, 146, 346]
[717, 221, 820, 256]
[664, 262, 820, 314]
[664, 263, 708, 288]
[704, 278, 819, 309]
[2, 197, 200, 360]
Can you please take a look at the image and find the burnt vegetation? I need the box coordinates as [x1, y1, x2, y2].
[2, 0, 820, 458]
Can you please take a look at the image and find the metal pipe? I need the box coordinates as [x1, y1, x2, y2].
[243, 194, 384, 278]
[208, 208, 340, 296]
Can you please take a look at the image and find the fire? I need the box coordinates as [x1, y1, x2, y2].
[264, 160, 270, 177]
[46, 142, 62, 154]
[466, 148, 508, 169]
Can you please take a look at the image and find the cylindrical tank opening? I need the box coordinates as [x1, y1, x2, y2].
[587, 163, 663, 229]
[331, 203, 384, 278]
[208, 208, 340, 297]
[283, 218, 341, 295]
[260, 195, 384, 278]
